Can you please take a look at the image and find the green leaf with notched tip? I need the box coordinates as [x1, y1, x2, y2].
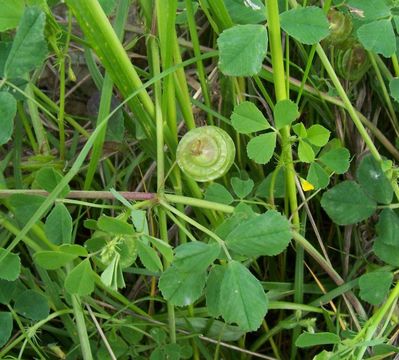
[274, 99, 299, 129]
[247, 133, 276, 164]
[231, 101, 270, 134]
[218, 24, 268, 76]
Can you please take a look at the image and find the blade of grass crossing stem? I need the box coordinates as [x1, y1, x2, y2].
[316, 44, 399, 201]
[84, 0, 130, 190]
[185, 0, 213, 124]
[173, 37, 197, 131]
[207, 0, 234, 30]
[368, 52, 399, 136]
[0, 51, 218, 260]
[266, 2, 303, 358]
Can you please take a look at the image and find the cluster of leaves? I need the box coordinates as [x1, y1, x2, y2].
[229, 99, 350, 189]
[159, 203, 292, 331]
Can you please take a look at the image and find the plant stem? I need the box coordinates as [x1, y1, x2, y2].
[150, 33, 177, 342]
[71, 295, 93, 360]
[84, 0, 129, 189]
[392, 54, 399, 77]
[267, 2, 302, 356]
[315, 44, 382, 162]
[368, 52, 399, 136]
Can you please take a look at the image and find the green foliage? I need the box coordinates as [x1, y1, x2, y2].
[0, 92, 17, 145]
[101, 254, 126, 290]
[357, 19, 396, 58]
[98, 214, 135, 235]
[224, 0, 265, 25]
[274, 99, 299, 129]
[374, 209, 399, 246]
[2, 0, 399, 358]
[14, 289, 50, 321]
[359, 271, 393, 305]
[65, 259, 95, 296]
[231, 101, 270, 133]
[256, 168, 286, 199]
[145, 235, 173, 264]
[347, 0, 390, 20]
[45, 203, 72, 245]
[306, 125, 330, 147]
[98, 0, 116, 14]
[231, 177, 254, 198]
[307, 162, 330, 190]
[226, 210, 292, 257]
[298, 139, 315, 163]
[0, 249, 21, 281]
[218, 24, 268, 76]
[4, 6, 48, 78]
[389, 77, 399, 102]
[0, 0, 25, 31]
[373, 209, 399, 266]
[137, 240, 163, 272]
[295, 332, 340, 348]
[0, 312, 13, 347]
[34, 250, 80, 269]
[173, 242, 220, 272]
[159, 266, 207, 306]
[321, 181, 377, 225]
[205, 265, 225, 317]
[356, 154, 393, 204]
[319, 147, 350, 174]
[219, 261, 268, 331]
[247, 132, 277, 164]
[35, 167, 70, 197]
[0, 280, 17, 304]
[204, 183, 234, 204]
[280, 7, 330, 45]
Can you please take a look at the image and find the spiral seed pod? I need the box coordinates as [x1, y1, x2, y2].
[324, 9, 353, 47]
[336, 43, 370, 81]
[176, 126, 236, 182]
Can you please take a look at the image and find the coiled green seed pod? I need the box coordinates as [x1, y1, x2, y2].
[336, 43, 370, 81]
[324, 9, 353, 47]
[176, 126, 236, 182]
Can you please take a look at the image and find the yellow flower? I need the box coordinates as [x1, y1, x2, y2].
[300, 178, 314, 192]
